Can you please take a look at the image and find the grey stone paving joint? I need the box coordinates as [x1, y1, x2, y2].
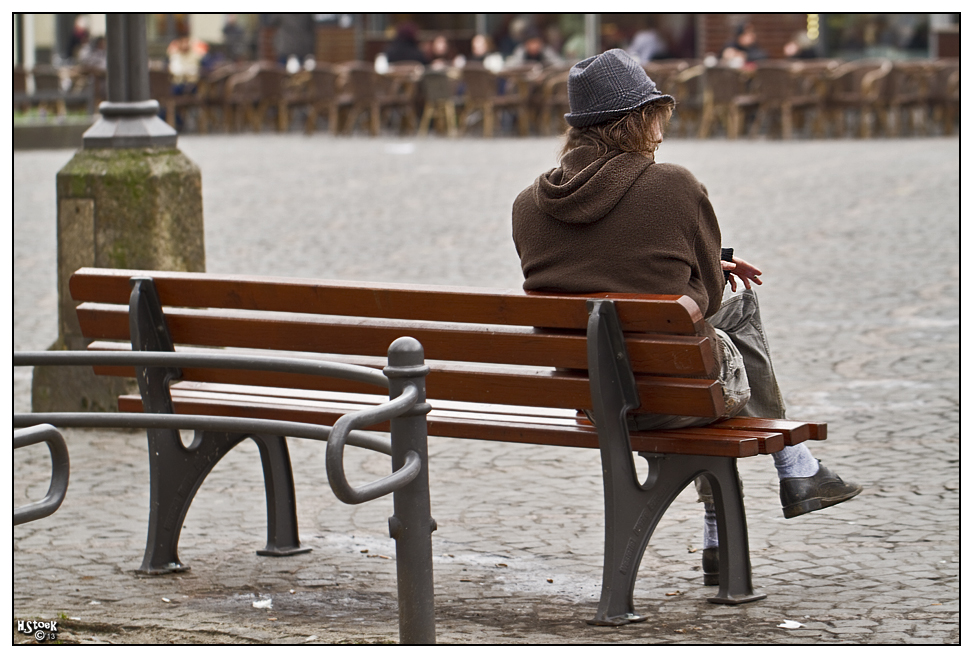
[13, 135, 958, 644]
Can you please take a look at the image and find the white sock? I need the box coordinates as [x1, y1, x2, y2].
[773, 443, 820, 479]
[703, 503, 719, 549]
[703, 444, 820, 549]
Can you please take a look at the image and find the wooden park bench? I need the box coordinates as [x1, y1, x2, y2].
[65, 267, 825, 627]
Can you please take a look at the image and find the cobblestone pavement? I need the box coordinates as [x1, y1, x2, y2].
[13, 135, 958, 644]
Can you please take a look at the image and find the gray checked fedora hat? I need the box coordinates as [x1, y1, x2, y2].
[565, 48, 675, 128]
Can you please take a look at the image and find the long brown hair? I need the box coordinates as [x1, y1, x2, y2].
[561, 98, 675, 158]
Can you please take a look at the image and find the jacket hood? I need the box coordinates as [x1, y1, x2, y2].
[532, 146, 654, 224]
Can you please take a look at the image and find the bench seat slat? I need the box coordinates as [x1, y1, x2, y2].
[77, 304, 715, 376]
[166, 382, 821, 447]
[172, 381, 827, 446]
[117, 393, 767, 458]
[661, 428, 783, 454]
[709, 417, 826, 443]
[162, 383, 802, 454]
[70, 267, 705, 334]
[171, 381, 584, 421]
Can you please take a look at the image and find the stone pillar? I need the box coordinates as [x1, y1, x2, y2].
[32, 14, 206, 413]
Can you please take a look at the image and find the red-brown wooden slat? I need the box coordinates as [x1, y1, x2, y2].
[708, 417, 821, 445]
[163, 379, 721, 424]
[170, 381, 585, 421]
[117, 393, 760, 458]
[69, 267, 704, 334]
[76, 303, 715, 376]
[806, 423, 826, 441]
[664, 427, 784, 454]
[161, 373, 719, 419]
[91, 353, 722, 418]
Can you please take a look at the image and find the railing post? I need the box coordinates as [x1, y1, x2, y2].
[384, 337, 436, 645]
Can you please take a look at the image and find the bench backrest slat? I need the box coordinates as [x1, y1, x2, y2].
[71, 268, 724, 418]
[76, 304, 716, 376]
[89, 345, 723, 417]
[70, 268, 705, 334]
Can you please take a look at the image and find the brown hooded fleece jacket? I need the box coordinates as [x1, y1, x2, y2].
[512, 145, 726, 376]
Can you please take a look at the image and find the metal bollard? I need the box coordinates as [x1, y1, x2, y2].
[384, 337, 437, 644]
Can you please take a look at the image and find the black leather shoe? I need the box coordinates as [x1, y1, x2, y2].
[702, 548, 719, 586]
[780, 462, 862, 519]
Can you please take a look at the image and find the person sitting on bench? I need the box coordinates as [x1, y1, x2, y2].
[511, 49, 862, 581]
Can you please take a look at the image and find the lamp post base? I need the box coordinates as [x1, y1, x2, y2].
[83, 100, 178, 149]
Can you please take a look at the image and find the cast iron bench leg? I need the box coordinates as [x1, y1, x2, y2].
[589, 453, 765, 625]
[130, 277, 306, 574]
[251, 433, 309, 557]
[698, 456, 766, 605]
[585, 299, 763, 625]
[139, 429, 308, 574]
[140, 428, 236, 574]
[589, 453, 686, 625]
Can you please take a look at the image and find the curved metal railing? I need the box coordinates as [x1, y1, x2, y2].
[13, 350, 420, 508]
[14, 424, 70, 525]
[14, 350, 389, 388]
[14, 342, 435, 643]
[327, 382, 423, 504]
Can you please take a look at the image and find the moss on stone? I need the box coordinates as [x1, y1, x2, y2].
[57, 147, 205, 274]
[44, 145, 206, 412]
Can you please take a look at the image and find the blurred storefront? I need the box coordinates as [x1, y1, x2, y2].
[820, 13, 957, 60]
[354, 13, 958, 63]
[14, 13, 959, 68]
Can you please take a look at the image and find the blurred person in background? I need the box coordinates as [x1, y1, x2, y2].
[544, 22, 566, 57]
[494, 15, 529, 59]
[427, 34, 458, 70]
[629, 17, 668, 63]
[268, 14, 316, 71]
[461, 34, 504, 71]
[69, 15, 91, 63]
[600, 22, 628, 52]
[722, 22, 767, 69]
[78, 35, 107, 70]
[223, 14, 250, 62]
[385, 22, 428, 65]
[467, 34, 495, 63]
[167, 31, 208, 92]
[506, 26, 565, 67]
[783, 31, 819, 59]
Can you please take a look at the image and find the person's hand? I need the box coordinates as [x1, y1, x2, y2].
[721, 257, 763, 292]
